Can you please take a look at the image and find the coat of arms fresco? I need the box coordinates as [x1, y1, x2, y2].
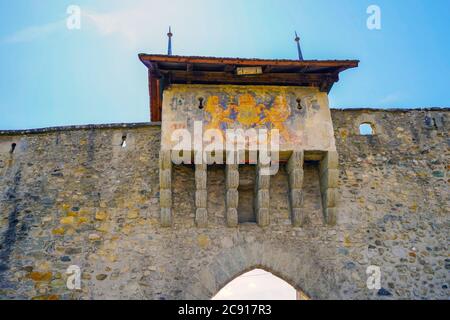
[162, 85, 337, 152]
[204, 93, 295, 143]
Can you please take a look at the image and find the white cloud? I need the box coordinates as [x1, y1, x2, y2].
[1, 0, 219, 52]
[2, 20, 64, 43]
[82, 9, 142, 45]
[380, 91, 403, 104]
[2, 1, 164, 45]
[81, 1, 185, 46]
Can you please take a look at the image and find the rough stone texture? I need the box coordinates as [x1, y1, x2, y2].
[319, 151, 339, 225]
[288, 151, 305, 227]
[0, 109, 448, 300]
[159, 150, 173, 227]
[195, 164, 208, 227]
[256, 162, 270, 227]
[225, 165, 239, 227]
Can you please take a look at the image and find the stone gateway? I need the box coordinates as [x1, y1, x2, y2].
[0, 54, 448, 300]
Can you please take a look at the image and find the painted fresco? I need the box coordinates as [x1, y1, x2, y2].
[204, 94, 294, 142]
[161, 85, 336, 152]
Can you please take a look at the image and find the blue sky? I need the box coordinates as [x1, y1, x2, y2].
[0, 0, 449, 130]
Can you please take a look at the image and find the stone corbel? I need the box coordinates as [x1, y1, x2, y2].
[255, 160, 270, 227]
[225, 164, 239, 227]
[287, 151, 305, 226]
[319, 151, 339, 226]
[195, 164, 208, 227]
[159, 149, 173, 227]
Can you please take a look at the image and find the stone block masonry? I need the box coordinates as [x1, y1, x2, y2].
[225, 164, 239, 227]
[159, 150, 173, 227]
[195, 164, 208, 227]
[287, 151, 305, 227]
[0, 109, 448, 300]
[255, 159, 270, 227]
[319, 151, 339, 225]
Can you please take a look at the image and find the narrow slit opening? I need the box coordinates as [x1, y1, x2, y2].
[121, 135, 127, 148]
[10, 143, 17, 154]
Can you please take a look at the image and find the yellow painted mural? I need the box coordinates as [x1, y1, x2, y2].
[204, 95, 233, 131]
[261, 95, 292, 142]
[204, 93, 293, 142]
[161, 84, 337, 153]
[228, 94, 265, 127]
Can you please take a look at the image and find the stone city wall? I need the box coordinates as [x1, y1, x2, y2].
[0, 108, 448, 300]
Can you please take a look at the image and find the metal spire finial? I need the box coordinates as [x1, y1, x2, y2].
[294, 31, 304, 61]
[167, 26, 173, 56]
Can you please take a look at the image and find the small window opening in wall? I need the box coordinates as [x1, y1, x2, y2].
[359, 123, 374, 135]
[121, 135, 127, 148]
[10, 143, 17, 154]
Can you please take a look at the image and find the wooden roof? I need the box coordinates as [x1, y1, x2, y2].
[138, 54, 359, 121]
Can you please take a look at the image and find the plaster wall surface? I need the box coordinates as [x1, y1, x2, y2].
[161, 85, 336, 155]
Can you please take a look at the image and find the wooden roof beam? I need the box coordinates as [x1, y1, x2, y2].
[263, 65, 273, 73]
[224, 65, 236, 73]
[148, 62, 161, 78]
[162, 70, 337, 87]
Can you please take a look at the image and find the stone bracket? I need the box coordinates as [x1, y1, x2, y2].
[158, 149, 339, 227]
[255, 160, 270, 227]
[159, 150, 173, 227]
[287, 151, 304, 227]
[225, 164, 239, 227]
[195, 164, 208, 227]
[319, 151, 339, 226]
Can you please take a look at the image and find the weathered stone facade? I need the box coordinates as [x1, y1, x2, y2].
[0, 109, 448, 300]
